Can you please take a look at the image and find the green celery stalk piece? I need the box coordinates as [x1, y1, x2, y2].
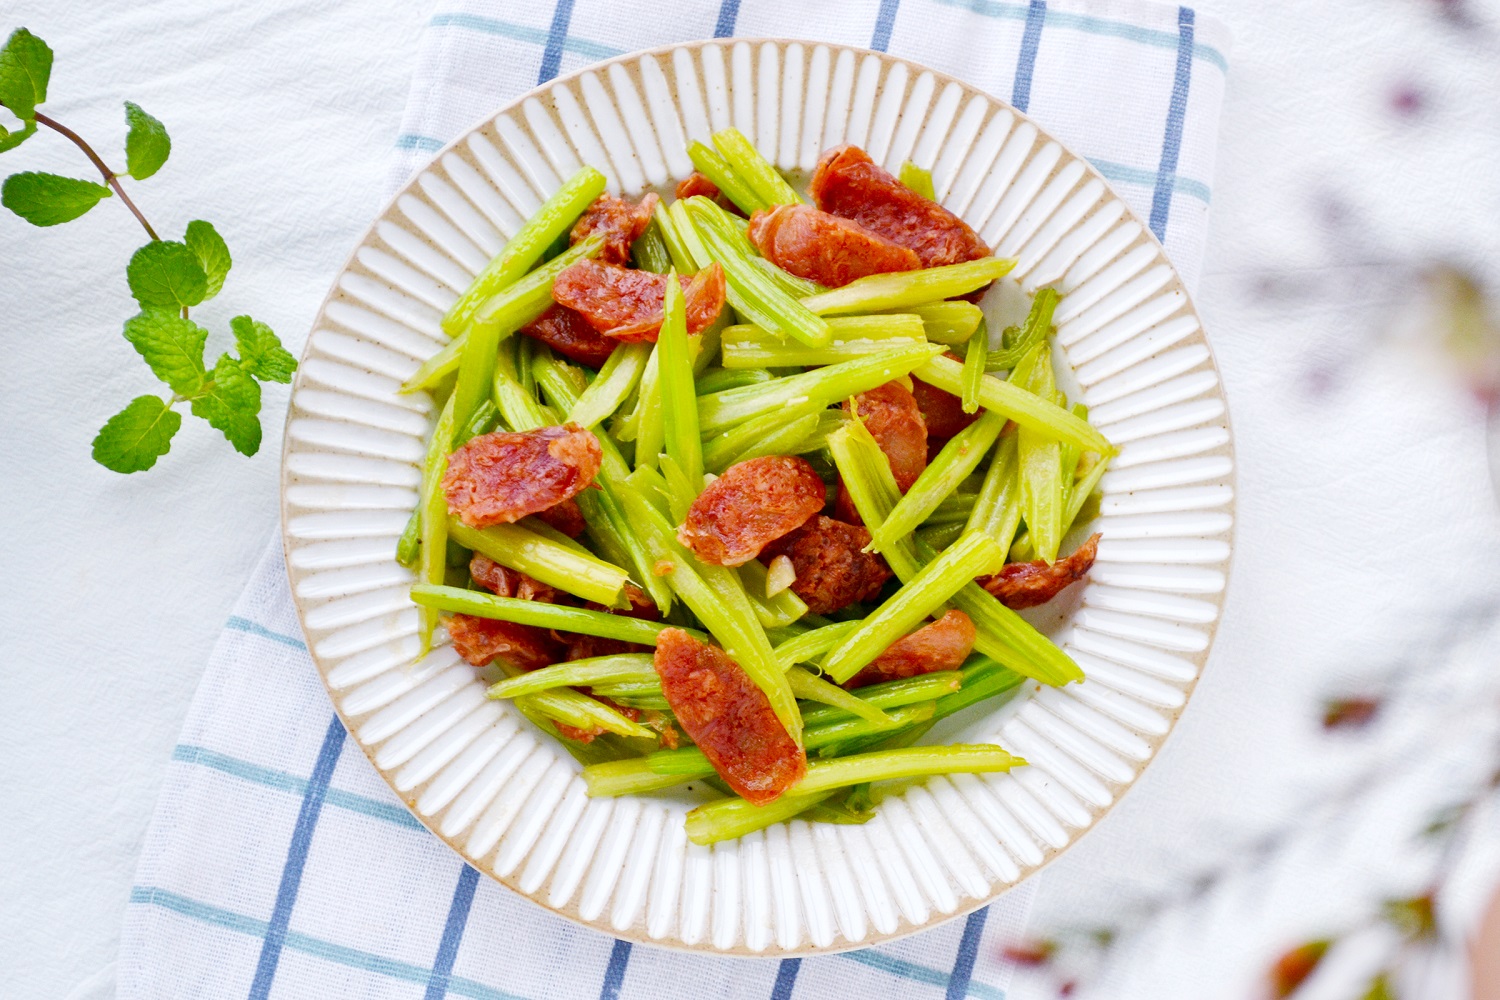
[867, 409, 1006, 556]
[568, 341, 651, 430]
[486, 654, 657, 699]
[657, 271, 703, 488]
[697, 341, 943, 436]
[722, 412, 821, 469]
[773, 620, 862, 671]
[415, 394, 458, 656]
[821, 531, 1005, 684]
[686, 140, 767, 215]
[903, 301, 984, 345]
[786, 666, 891, 724]
[965, 431, 1023, 553]
[442, 166, 606, 335]
[961, 318, 988, 413]
[447, 519, 627, 607]
[898, 161, 936, 201]
[411, 583, 698, 644]
[1012, 343, 1064, 564]
[914, 352, 1114, 455]
[793, 743, 1023, 795]
[711, 127, 801, 207]
[986, 287, 1058, 372]
[684, 791, 833, 844]
[737, 558, 809, 629]
[802, 258, 1015, 316]
[700, 398, 827, 473]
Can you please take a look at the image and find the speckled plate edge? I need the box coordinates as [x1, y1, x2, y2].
[279, 37, 1236, 956]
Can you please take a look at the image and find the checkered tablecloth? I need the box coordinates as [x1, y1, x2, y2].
[117, 2, 1229, 997]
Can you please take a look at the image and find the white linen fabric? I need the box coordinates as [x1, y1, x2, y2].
[116, 2, 1230, 997]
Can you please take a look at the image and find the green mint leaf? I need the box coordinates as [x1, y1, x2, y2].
[230, 315, 296, 383]
[0, 118, 37, 152]
[184, 220, 231, 299]
[0, 28, 52, 121]
[122, 310, 208, 394]
[191, 353, 262, 456]
[2, 171, 110, 226]
[123, 101, 171, 180]
[92, 395, 180, 473]
[126, 239, 207, 310]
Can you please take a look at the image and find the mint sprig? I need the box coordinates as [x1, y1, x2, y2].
[0, 26, 296, 474]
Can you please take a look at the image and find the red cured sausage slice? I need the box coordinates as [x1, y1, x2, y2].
[911, 369, 979, 441]
[447, 615, 562, 671]
[519, 304, 619, 369]
[677, 455, 826, 566]
[761, 515, 893, 615]
[675, 172, 745, 216]
[443, 424, 602, 529]
[978, 533, 1100, 609]
[552, 260, 727, 343]
[746, 204, 920, 288]
[846, 610, 975, 688]
[836, 380, 928, 523]
[532, 497, 588, 539]
[570, 192, 658, 267]
[469, 553, 560, 604]
[809, 145, 992, 271]
[653, 628, 806, 805]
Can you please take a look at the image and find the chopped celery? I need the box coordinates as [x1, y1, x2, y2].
[632, 348, 665, 471]
[820, 531, 1005, 684]
[966, 431, 1024, 554]
[446, 519, 627, 607]
[916, 522, 965, 550]
[519, 686, 654, 739]
[651, 201, 698, 274]
[584, 759, 704, 797]
[686, 140, 767, 215]
[712, 127, 801, 207]
[1012, 343, 1064, 563]
[802, 258, 1015, 316]
[568, 342, 650, 430]
[452, 399, 499, 449]
[867, 410, 1006, 555]
[684, 791, 832, 845]
[905, 301, 984, 345]
[683, 198, 831, 348]
[794, 744, 1023, 795]
[913, 353, 1114, 455]
[442, 166, 606, 335]
[415, 396, 460, 655]
[961, 318, 988, 413]
[722, 412, 821, 469]
[696, 367, 773, 395]
[486, 654, 657, 699]
[632, 220, 673, 274]
[786, 666, 891, 725]
[697, 342, 943, 436]
[410, 583, 696, 645]
[773, 621, 861, 671]
[720, 314, 929, 367]
[986, 287, 1058, 372]
[801, 671, 962, 725]
[700, 398, 826, 473]
[898, 161, 936, 201]
[657, 273, 703, 489]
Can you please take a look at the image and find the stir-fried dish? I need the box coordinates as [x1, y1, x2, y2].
[396, 130, 1115, 845]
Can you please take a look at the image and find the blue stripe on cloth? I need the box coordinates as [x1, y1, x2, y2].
[1088, 157, 1211, 204]
[173, 744, 425, 830]
[427, 13, 623, 62]
[1147, 6, 1195, 241]
[247, 714, 346, 1000]
[839, 948, 1007, 1000]
[130, 886, 533, 1000]
[396, 133, 445, 152]
[945, 907, 989, 1000]
[225, 616, 306, 650]
[426, 865, 481, 1000]
[770, 958, 801, 999]
[537, 0, 577, 84]
[713, 0, 741, 37]
[599, 940, 632, 1000]
[1010, 0, 1047, 112]
[930, 0, 1227, 73]
[870, 0, 902, 51]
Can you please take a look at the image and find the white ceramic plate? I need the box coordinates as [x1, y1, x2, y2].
[280, 38, 1233, 955]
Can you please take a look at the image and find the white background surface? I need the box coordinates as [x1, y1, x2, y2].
[2, 1, 1498, 998]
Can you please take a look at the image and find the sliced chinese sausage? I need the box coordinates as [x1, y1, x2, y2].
[447, 614, 563, 671]
[675, 172, 745, 216]
[653, 628, 806, 805]
[809, 145, 992, 272]
[746, 204, 920, 288]
[519, 304, 619, 369]
[836, 380, 928, 523]
[570, 192, 658, 267]
[761, 515, 893, 615]
[469, 553, 559, 604]
[442, 424, 602, 529]
[846, 610, 975, 688]
[978, 533, 1101, 609]
[911, 367, 979, 440]
[552, 259, 726, 343]
[677, 455, 827, 567]
[532, 496, 587, 539]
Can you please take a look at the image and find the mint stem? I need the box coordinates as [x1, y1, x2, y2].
[33, 111, 160, 242]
